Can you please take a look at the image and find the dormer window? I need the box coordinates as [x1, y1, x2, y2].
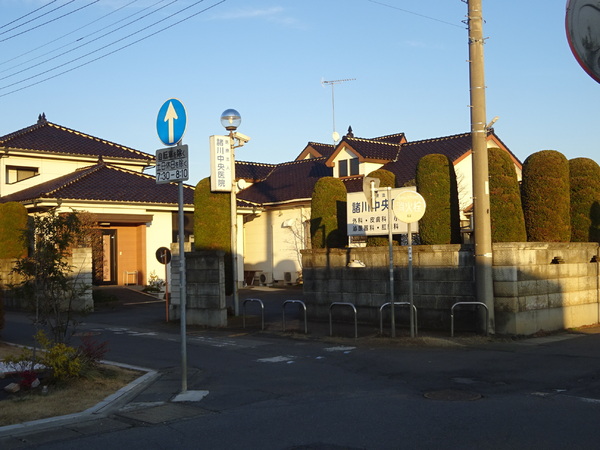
[338, 158, 359, 177]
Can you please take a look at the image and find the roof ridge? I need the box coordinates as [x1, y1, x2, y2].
[236, 160, 277, 167]
[403, 131, 471, 146]
[345, 136, 401, 147]
[0, 121, 46, 144]
[44, 163, 106, 197]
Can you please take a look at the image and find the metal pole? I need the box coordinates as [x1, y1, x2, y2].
[387, 187, 396, 338]
[230, 132, 239, 316]
[468, 0, 495, 334]
[178, 180, 188, 393]
[408, 222, 414, 338]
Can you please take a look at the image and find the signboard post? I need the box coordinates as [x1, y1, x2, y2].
[392, 190, 426, 338]
[155, 98, 189, 393]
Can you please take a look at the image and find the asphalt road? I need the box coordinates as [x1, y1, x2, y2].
[2, 286, 600, 449]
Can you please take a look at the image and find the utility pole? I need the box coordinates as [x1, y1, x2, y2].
[467, 0, 495, 334]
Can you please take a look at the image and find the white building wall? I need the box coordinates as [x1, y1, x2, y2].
[243, 205, 308, 284]
[145, 211, 175, 285]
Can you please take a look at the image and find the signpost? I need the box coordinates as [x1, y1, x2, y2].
[392, 190, 426, 338]
[156, 144, 189, 184]
[155, 99, 189, 393]
[156, 98, 187, 146]
[156, 247, 172, 322]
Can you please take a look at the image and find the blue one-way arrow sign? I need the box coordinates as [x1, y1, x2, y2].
[157, 98, 187, 146]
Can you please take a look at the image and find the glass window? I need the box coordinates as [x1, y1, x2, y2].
[338, 160, 348, 177]
[350, 158, 359, 175]
[6, 166, 39, 184]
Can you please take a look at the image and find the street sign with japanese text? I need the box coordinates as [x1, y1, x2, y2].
[155, 144, 189, 184]
[392, 190, 426, 223]
[209, 135, 232, 192]
[347, 187, 418, 236]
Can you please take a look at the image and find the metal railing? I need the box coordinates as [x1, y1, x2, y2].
[242, 298, 265, 330]
[379, 302, 418, 336]
[282, 300, 307, 334]
[450, 302, 489, 337]
[329, 302, 358, 339]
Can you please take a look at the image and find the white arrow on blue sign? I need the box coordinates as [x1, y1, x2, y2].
[156, 98, 187, 146]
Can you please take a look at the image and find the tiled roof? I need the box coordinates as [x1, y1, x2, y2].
[381, 132, 475, 186]
[0, 162, 193, 206]
[0, 118, 154, 162]
[237, 157, 332, 205]
[307, 142, 336, 158]
[339, 136, 402, 162]
[370, 133, 406, 144]
[235, 161, 276, 182]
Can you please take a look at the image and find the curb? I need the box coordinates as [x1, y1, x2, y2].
[0, 361, 158, 438]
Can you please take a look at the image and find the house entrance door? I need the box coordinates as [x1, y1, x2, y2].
[101, 230, 117, 285]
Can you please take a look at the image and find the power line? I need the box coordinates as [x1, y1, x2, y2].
[0, 0, 177, 81]
[0, 0, 60, 30]
[0, 0, 100, 43]
[366, 0, 465, 29]
[0, 0, 227, 98]
[0, 0, 144, 70]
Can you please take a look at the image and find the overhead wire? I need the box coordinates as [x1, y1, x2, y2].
[0, 0, 177, 81]
[0, 0, 228, 98]
[0, 0, 60, 30]
[0, 0, 144, 70]
[366, 0, 465, 29]
[0, 0, 100, 43]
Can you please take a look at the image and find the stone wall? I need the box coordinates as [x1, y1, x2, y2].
[493, 243, 599, 335]
[302, 242, 600, 335]
[0, 247, 92, 311]
[170, 248, 227, 327]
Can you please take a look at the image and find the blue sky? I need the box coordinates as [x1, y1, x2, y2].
[1, 0, 597, 185]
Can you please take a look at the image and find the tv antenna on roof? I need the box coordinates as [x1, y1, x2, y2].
[321, 77, 356, 143]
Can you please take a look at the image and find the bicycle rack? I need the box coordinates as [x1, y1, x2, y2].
[329, 302, 358, 339]
[242, 298, 265, 331]
[450, 301, 489, 337]
[282, 300, 308, 334]
[379, 302, 418, 337]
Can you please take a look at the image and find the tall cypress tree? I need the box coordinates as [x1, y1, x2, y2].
[488, 148, 527, 242]
[521, 150, 571, 242]
[416, 154, 461, 244]
[310, 177, 347, 248]
[569, 157, 600, 242]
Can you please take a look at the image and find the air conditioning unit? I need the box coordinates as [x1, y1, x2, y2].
[284, 272, 296, 284]
[259, 272, 273, 285]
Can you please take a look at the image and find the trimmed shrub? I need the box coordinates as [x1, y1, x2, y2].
[569, 157, 600, 242]
[521, 150, 571, 242]
[488, 148, 527, 242]
[194, 177, 233, 294]
[366, 169, 396, 247]
[310, 177, 347, 248]
[0, 202, 28, 259]
[416, 154, 461, 244]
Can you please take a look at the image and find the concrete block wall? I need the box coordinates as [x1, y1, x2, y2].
[493, 242, 599, 335]
[302, 242, 600, 335]
[170, 248, 227, 327]
[302, 245, 475, 327]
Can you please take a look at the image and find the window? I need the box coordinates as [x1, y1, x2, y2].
[6, 166, 39, 184]
[337, 158, 359, 177]
[338, 160, 348, 177]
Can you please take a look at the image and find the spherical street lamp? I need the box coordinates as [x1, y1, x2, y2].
[220, 109, 241, 131]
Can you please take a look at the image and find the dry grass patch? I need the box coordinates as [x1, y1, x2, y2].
[0, 341, 141, 427]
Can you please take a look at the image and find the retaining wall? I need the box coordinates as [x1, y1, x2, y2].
[302, 242, 600, 335]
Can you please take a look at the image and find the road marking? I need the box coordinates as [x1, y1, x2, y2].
[257, 356, 295, 363]
[324, 346, 356, 353]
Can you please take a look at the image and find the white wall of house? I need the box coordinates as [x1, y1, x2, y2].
[0, 152, 147, 197]
[243, 204, 308, 284]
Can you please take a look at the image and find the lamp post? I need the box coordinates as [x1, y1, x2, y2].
[220, 109, 248, 316]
